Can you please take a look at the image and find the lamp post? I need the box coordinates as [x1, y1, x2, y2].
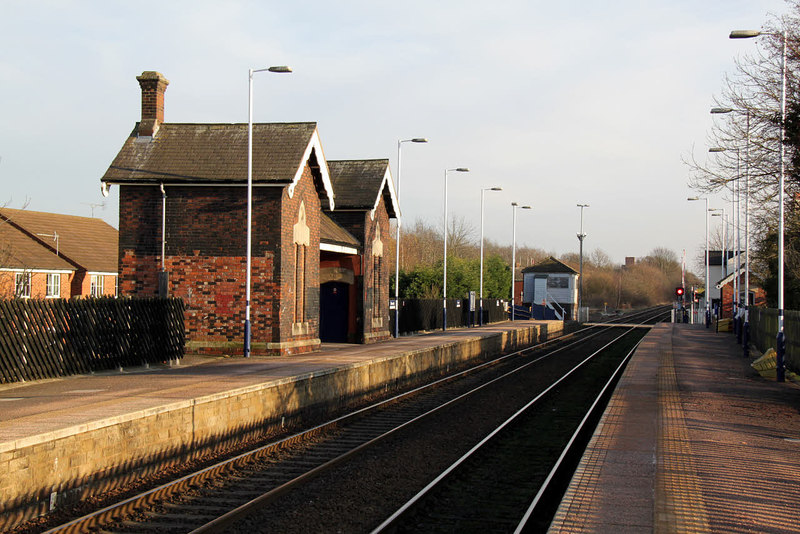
[510, 202, 531, 321]
[710, 207, 727, 319]
[443, 167, 469, 331]
[245, 65, 291, 358]
[394, 137, 428, 338]
[688, 196, 710, 327]
[479, 186, 503, 326]
[711, 107, 752, 345]
[577, 203, 589, 322]
[730, 29, 787, 379]
[709, 145, 741, 333]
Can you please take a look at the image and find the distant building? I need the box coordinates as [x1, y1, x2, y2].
[625, 256, 635, 268]
[0, 208, 118, 298]
[521, 256, 579, 320]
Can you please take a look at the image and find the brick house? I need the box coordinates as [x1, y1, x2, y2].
[0, 208, 118, 298]
[100, 71, 398, 355]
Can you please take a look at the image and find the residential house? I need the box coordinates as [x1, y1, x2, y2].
[0, 208, 118, 298]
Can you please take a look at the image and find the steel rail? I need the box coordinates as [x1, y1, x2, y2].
[371, 309, 666, 533]
[44, 307, 667, 533]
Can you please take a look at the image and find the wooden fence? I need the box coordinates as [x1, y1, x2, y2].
[748, 307, 800, 372]
[0, 297, 185, 384]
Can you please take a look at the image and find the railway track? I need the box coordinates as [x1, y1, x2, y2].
[40, 307, 669, 534]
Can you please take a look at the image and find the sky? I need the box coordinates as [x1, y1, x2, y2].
[0, 0, 790, 269]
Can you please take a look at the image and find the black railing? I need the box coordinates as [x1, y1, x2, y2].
[0, 297, 185, 384]
[390, 298, 509, 335]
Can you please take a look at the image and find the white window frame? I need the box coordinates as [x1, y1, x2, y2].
[46, 273, 61, 298]
[90, 274, 104, 297]
[15, 272, 31, 298]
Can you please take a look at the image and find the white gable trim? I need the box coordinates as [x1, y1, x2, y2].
[288, 128, 335, 210]
[370, 165, 400, 221]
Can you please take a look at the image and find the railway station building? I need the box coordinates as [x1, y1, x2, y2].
[100, 71, 398, 355]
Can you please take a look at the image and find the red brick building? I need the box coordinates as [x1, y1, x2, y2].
[0, 209, 118, 299]
[100, 71, 398, 355]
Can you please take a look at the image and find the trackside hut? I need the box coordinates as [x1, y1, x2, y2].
[521, 256, 579, 320]
[101, 71, 396, 356]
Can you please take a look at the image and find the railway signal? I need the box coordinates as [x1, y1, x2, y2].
[675, 287, 685, 299]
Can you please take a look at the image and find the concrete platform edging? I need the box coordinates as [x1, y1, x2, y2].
[0, 320, 561, 529]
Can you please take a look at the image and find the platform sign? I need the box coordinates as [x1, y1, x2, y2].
[469, 291, 476, 312]
[389, 298, 397, 310]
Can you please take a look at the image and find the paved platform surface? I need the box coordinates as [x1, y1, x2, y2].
[550, 322, 800, 533]
[0, 321, 542, 450]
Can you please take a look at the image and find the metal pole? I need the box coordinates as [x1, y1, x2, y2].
[395, 140, 402, 338]
[777, 31, 787, 381]
[480, 189, 485, 326]
[705, 197, 710, 327]
[743, 112, 751, 357]
[577, 204, 588, 322]
[511, 204, 517, 322]
[443, 169, 448, 331]
[245, 68, 254, 358]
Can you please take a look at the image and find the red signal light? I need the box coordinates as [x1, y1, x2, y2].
[676, 287, 685, 297]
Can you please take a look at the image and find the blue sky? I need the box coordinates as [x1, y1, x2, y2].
[0, 0, 789, 266]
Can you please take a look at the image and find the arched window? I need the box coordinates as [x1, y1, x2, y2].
[293, 202, 310, 324]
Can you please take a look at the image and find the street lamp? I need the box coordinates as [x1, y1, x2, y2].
[443, 168, 469, 330]
[730, 28, 787, 380]
[711, 106, 752, 346]
[245, 65, 292, 358]
[710, 207, 727, 319]
[577, 204, 589, 321]
[479, 186, 503, 326]
[510, 202, 531, 321]
[394, 137, 428, 338]
[688, 196, 710, 327]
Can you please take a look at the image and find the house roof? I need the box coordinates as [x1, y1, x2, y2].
[521, 256, 579, 275]
[0, 209, 118, 273]
[327, 159, 399, 218]
[0, 222, 75, 272]
[101, 122, 335, 209]
[320, 212, 361, 251]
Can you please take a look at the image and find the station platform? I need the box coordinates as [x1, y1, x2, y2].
[0, 319, 561, 530]
[550, 322, 800, 533]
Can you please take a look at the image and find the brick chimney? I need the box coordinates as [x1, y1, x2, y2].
[136, 71, 169, 137]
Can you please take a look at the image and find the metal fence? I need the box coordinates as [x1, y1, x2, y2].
[389, 298, 509, 335]
[0, 297, 185, 384]
[748, 307, 800, 371]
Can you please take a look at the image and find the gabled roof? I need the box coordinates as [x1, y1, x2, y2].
[0, 222, 75, 272]
[320, 212, 361, 252]
[521, 256, 579, 275]
[327, 159, 399, 218]
[0, 209, 118, 273]
[101, 122, 335, 209]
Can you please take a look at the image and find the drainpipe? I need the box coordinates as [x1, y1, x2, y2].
[158, 183, 169, 297]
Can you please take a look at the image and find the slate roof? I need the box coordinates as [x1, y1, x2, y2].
[320, 212, 361, 251]
[0, 222, 75, 271]
[102, 122, 320, 185]
[0, 209, 118, 273]
[327, 159, 398, 218]
[521, 256, 579, 275]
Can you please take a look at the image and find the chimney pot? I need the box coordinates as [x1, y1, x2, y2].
[136, 71, 169, 137]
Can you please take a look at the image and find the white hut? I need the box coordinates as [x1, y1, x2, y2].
[521, 257, 579, 320]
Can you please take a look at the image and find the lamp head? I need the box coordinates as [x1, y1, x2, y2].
[522, 206, 532, 210]
[411, 138, 428, 143]
[490, 187, 503, 191]
[709, 147, 726, 153]
[711, 107, 733, 114]
[730, 30, 762, 39]
[268, 66, 293, 73]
